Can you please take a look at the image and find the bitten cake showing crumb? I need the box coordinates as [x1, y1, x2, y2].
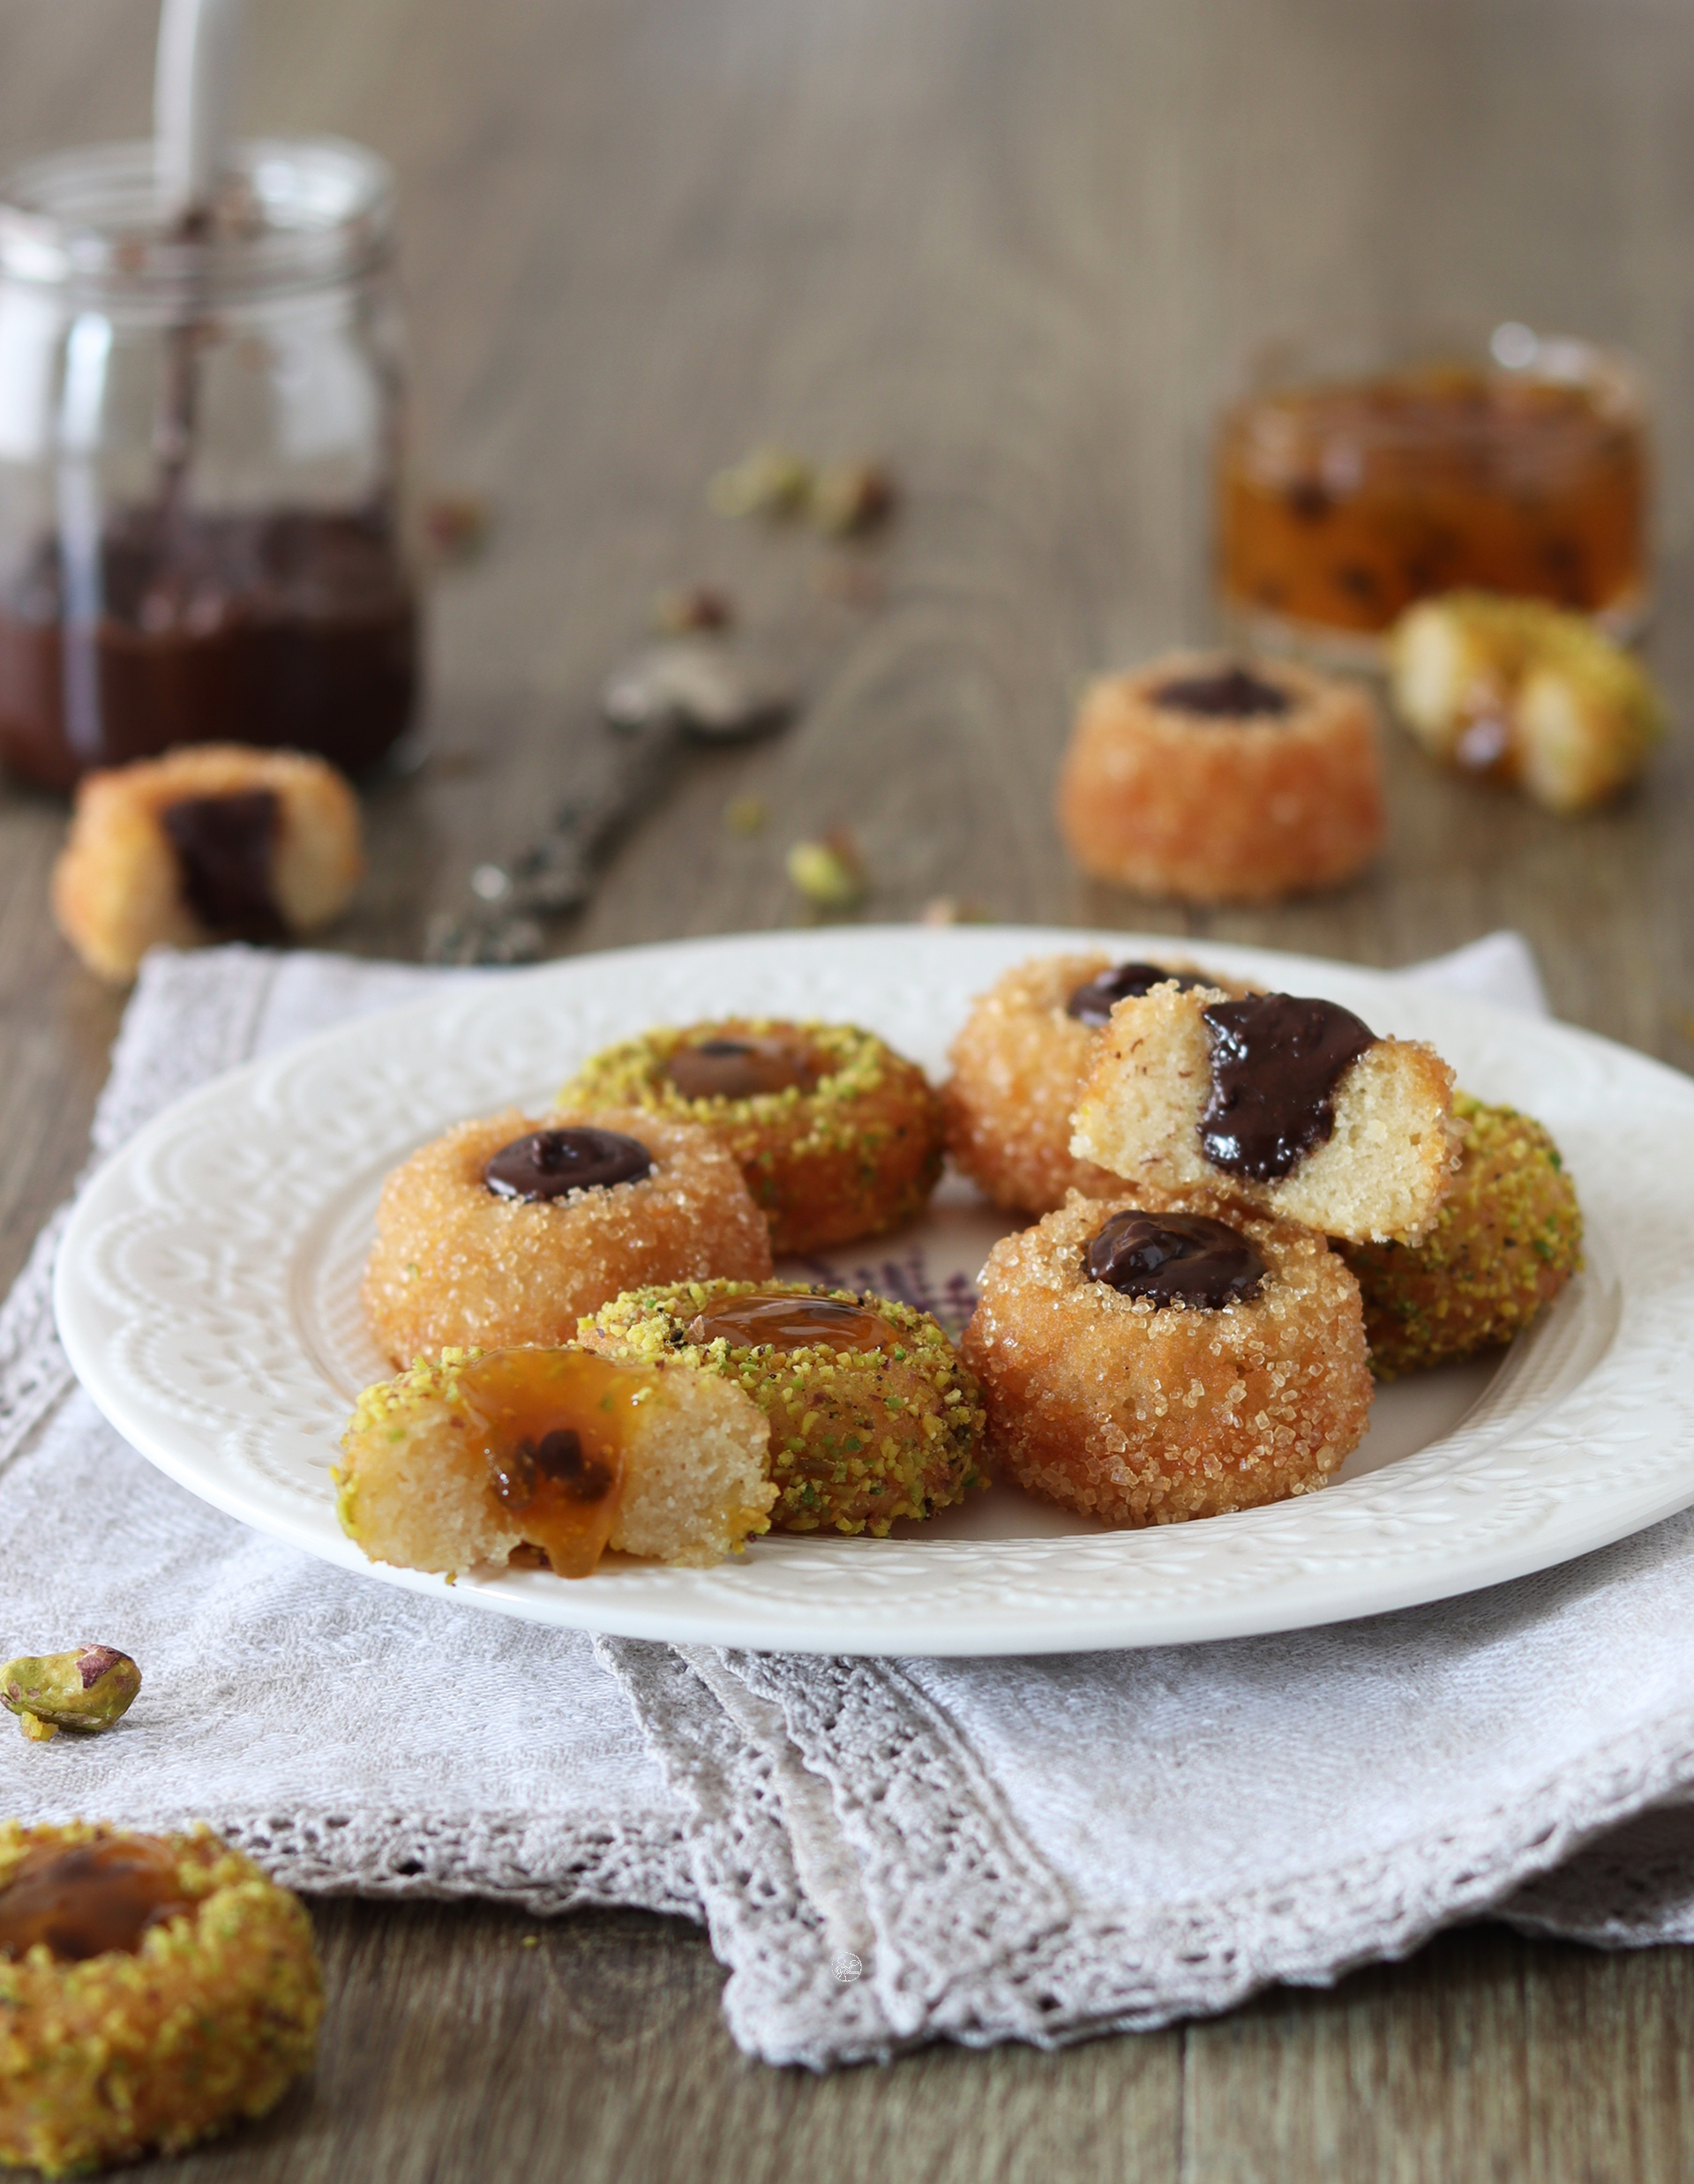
[1070, 984, 1458, 1244]
[52, 743, 363, 982]
[962, 1191, 1372, 1526]
[1338, 1092, 1583, 1376]
[363, 1107, 772, 1365]
[336, 1344, 775, 1574]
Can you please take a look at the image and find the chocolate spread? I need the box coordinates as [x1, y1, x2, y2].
[1150, 666, 1291, 719]
[1199, 993, 1375, 1181]
[161, 789, 283, 937]
[1085, 1208, 1267, 1308]
[0, 510, 418, 789]
[1066, 962, 1211, 1027]
[491, 1427, 614, 1514]
[483, 1127, 654, 1201]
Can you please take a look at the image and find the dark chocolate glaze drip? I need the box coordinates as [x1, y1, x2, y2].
[0, 1838, 192, 1963]
[1199, 993, 1375, 1181]
[666, 1036, 818, 1100]
[492, 1426, 614, 1511]
[1066, 962, 1211, 1027]
[1151, 665, 1292, 720]
[483, 1126, 653, 1201]
[1085, 1209, 1268, 1308]
[161, 789, 284, 938]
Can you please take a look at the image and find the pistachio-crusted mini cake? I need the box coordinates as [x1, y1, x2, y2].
[961, 1191, 1372, 1525]
[1070, 983, 1458, 1244]
[1338, 1093, 1583, 1377]
[0, 1821, 322, 2178]
[558, 1021, 944, 1255]
[363, 1106, 772, 1365]
[942, 951, 1237, 1215]
[51, 744, 363, 983]
[1055, 653, 1384, 903]
[336, 1345, 775, 1574]
[579, 1279, 986, 1535]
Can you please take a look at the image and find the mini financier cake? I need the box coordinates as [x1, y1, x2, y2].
[1070, 983, 1458, 1244]
[52, 744, 363, 983]
[942, 951, 1233, 1215]
[1055, 654, 1384, 902]
[962, 1192, 1372, 1525]
[363, 1108, 772, 1365]
[336, 1345, 775, 1574]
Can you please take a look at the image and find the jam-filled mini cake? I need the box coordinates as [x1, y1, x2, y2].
[558, 1020, 944, 1255]
[1070, 984, 1458, 1244]
[579, 1279, 986, 1535]
[962, 1192, 1372, 1525]
[1055, 653, 1384, 902]
[51, 744, 363, 983]
[942, 951, 1237, 1216]
[0, 1821, 322, 2177]
[363, 1107, 772, 1365]
[336, 1345, 775, 1574]
[1338, 1093, 1583, 1377]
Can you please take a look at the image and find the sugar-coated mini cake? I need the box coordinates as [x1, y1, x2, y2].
[52, 744, 362, 983]
[962, 1192, 1372, 1525]
[336, 1345, 775, 1574]
[580, 1279, 986, 1535]
[1070, 984, 1458, 1244]
[558, 1020, 943, 1255]
[1338, 1093, 1583, 1376]
[942, 951, 1234, 1215]
[363, 1107, 772, 1365]
[0, 1821, 322, 2178]
[1055, 654, 1384, 903]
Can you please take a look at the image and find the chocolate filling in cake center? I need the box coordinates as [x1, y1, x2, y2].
[1085, 1209, 1267, 1308]
[483, 1126, 654, 1200]
[1151, 666, 1291, 719]
[1199, 993, 1375, 1181]
[1066, 962, 1211, 1026]
[161, 789, 285, 937]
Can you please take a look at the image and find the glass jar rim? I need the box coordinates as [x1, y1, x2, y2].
[0, 136, 394, 302]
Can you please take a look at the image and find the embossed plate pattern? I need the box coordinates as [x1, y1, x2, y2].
[53, 927, 1694, 1656]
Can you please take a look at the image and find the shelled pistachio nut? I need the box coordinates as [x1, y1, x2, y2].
[2, 1645, 142, 1739]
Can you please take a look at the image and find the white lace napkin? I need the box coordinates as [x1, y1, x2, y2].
[7, 931, 1694, 2070]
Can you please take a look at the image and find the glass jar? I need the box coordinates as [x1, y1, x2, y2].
[0, 136, 420, 789]
[1215, 324, 1650, 664]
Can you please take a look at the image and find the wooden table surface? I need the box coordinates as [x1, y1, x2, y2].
[3, 0, 1692, 2174]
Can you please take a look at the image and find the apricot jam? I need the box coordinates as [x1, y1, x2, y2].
[0, 1836, 193, 1963]
[686, 1291, 901, 1355]
[467, 1350, 641, 1577]
[1217, 352, 1647, 645]
[666, 1036, 820, 1101]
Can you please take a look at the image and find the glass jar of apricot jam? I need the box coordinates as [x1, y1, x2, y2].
[1215, 325, 1649, 662]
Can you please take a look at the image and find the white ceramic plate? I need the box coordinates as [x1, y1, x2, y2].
[53, 926, 1694, 1657]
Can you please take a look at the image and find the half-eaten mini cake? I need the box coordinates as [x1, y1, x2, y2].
[1069, 983, 1458, 1244]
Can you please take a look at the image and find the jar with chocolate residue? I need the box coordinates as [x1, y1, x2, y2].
[0, 138, 420, 787]
[1215, 325, 1650, 664]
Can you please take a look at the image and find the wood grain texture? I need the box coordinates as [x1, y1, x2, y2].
[2, 0, 1693, 2174]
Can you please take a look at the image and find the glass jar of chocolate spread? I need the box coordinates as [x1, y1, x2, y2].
[1216, 324, 1650, 664]
[0, 137, 420, 788]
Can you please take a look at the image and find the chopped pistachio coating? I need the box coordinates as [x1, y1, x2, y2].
[2, 1647, 141, 1738]
[1388, 592, 1662, 813]
[581, 1279, 987, 1535]
[1338, 1094, 1583, 1378]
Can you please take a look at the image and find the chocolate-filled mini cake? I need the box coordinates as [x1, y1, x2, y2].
[51, 743, 363, 982]
[1055, 652, 1384, 902]
[1070, 983, 1458, 1244]
[962, 1192, 1371, 1526]
[362, 1107, 772, 1364]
